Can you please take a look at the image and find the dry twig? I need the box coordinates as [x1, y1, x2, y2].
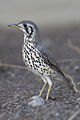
[68, 109, 80, 120]
[0, 63, 27, 70]
[65, 74, 80, 93]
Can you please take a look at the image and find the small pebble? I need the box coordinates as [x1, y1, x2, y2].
[28, 95, 45, 107]
[77, 97, 80, 101]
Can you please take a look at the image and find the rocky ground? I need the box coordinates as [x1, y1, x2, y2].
[0, 25, 80, 120]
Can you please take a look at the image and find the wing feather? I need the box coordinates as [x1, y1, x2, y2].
[36, 44, 74, 90]
[37, 44, 64, 76]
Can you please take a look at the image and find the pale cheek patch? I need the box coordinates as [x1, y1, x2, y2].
[19, 24, 26, 33]
[28, 26, 31, 33]
[18, 24, 23, 28]
[20, 27, 26, 33]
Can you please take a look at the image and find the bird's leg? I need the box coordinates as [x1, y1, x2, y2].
[39, 77, 47, 97]
[45, 76, 52, 100]
[39, 83, 47, 96]
[46, 85, 52, 100]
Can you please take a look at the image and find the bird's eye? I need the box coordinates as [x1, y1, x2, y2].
[23, 24, 29, 33]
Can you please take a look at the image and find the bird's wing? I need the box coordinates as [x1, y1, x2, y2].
[37, 44, 64, 76]
[37, 44, 75, 90]
[37, 45, 74, 90]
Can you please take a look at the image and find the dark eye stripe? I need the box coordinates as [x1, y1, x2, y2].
[23, 24, 33, 38]
[23, 24, 29, 34]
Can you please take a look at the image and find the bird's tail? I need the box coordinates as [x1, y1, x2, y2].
[61, 74, 75, 90]
[55, 73, 75, 90]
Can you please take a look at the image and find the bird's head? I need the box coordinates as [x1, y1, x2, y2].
[8, 20, 40, 39]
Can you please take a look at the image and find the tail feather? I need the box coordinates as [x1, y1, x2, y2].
[61, 75, 74, 90]
[55, 72, 75, 90]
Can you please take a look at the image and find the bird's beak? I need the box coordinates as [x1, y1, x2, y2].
[8, 24, 20, 28]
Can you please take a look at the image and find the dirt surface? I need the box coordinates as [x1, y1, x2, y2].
[0, 25, 80, 120]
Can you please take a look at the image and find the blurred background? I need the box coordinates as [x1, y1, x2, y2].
[0, 0, 80, 65]
[0, 0, 80, 26]
[0, 1, 80, 120]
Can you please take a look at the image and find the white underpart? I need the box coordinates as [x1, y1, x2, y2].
[44, 76, 52, 86]
[27, 25, 31, 33]
[41, 76, 47, 84]
[23, 40, 53, 76]
[22, 33, 54, 77]
[19, 24, 27, 34]
[23, 34, 26, 43]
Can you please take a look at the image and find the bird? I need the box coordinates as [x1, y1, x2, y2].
[8, 20, 74, 100]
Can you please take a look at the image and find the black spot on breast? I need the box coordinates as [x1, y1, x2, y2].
[50, 71, 52, 74]
[27, 51, 29, 55]
[39, 63, 41, 66]
[41, 73, 43, 75]
[27, 46, 32, 52]
[25, 54, 27, 58]
[34, 66, 37, 70]
[27, 56, 30, 61]
[47, 71, 49, 74]
[32, 60, 34, 65]
[36, 56, 39, 59]
[30, 65, 32, 68]
[28, 44, 30, 46]
[35, 60, 39, 62]
[31, 46, 34, 49]
[41, 68, 43, 72]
